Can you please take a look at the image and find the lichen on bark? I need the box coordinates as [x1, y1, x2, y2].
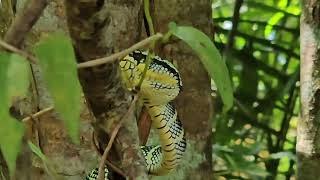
[298, 0, 320, 179]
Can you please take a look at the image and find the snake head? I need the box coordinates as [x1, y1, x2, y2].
[119, 50, 145, 90]
[119, 50, 183, 104]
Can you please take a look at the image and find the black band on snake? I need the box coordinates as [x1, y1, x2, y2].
[85, 50, 186, 179]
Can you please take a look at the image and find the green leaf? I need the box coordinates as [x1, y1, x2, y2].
[7, 54, 30, 103]
[277, 0, 288, 8]
[0, 53, 10, 107]
[245, 1, 299, 17]
[34, 33, 81, 144]
[221, 146, 269, 178]
[269, 151, 296, 161]
[0, 171, 5, 180]
[28, 141, 60, 179]
[0, 52, 25, 177]
[286, 6, 301, 15]
[224, 154, 238, 169]
[213, 144, 234, 153]
[245, 164, 269, 177]
[28, 141, 48, 162]
[0, 116, 24, 177]
[169, 22, 233, 111]
[264, 12, 284, 38]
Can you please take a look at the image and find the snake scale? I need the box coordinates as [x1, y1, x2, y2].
[85, 50, 186, 179]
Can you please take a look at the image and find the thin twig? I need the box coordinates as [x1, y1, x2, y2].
[137, 51, 154, 88]
[0, 33, 163, 69]
[0, 39, 37, 63]
[143, 0, 155, 36]
[22, 106, 54, 122]
[105, 160, 126, 178]
[91, 131, 127, 177]
[137, 0, 156, 88]
[97, 95, 139, 180]
[77, 33, 163, 69]
[92, 131, 102, 156]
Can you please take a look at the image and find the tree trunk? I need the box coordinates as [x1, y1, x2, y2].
[64, 0, 148, 179]
[297, 0, 320, 179]
[151, 1, 214, 179]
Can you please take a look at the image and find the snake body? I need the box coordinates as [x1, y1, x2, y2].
[86, 50, 186, 179]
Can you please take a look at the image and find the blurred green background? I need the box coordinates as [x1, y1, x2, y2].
[212, 0, 300, 179]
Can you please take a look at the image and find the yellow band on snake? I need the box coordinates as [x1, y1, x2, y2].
[86, 50, 186, 179]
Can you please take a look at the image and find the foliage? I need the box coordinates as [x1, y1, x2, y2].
[213, 0, 300, 179]
[169, 22, 233, 112]
[0, 33, 82, 177]
[28, 141, 60, 179]
[0, 53, 26, 177]
[34, 33, 81, 144]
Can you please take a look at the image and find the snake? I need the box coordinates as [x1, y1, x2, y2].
[85, 50, 186, 179]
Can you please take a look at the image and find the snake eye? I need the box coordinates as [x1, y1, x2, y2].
[130, 50, 147, 64]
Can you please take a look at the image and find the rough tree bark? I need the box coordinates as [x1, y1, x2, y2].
[297, 0, 320, 179]
[151, 1, 213, 179]
[64, 0, 214, 179]
[63, 0, 148, 179]
[0, 0, 14, 37]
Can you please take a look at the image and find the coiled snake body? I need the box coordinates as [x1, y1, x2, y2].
[86, 50, 186, 179]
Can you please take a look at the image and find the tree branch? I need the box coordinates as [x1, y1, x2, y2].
[215, 26, 300, 59]
[244, 1, 299, 18]
[0, 39, 37, 63]
[98, 95, 138, 180]
[21, 107, 54, 122]
[225, 0, 243, 50]
[4, 0, 48, 47]
[213, 17, 299, 35]
[215, 42, 289, 82]
[91, 131, 126, 177]
[77, 33, 163, 69]
[234, 98, 280, 136]
[0, 33, 163, 69]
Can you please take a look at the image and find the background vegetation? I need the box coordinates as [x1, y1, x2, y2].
[213, 0, 300, 179]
